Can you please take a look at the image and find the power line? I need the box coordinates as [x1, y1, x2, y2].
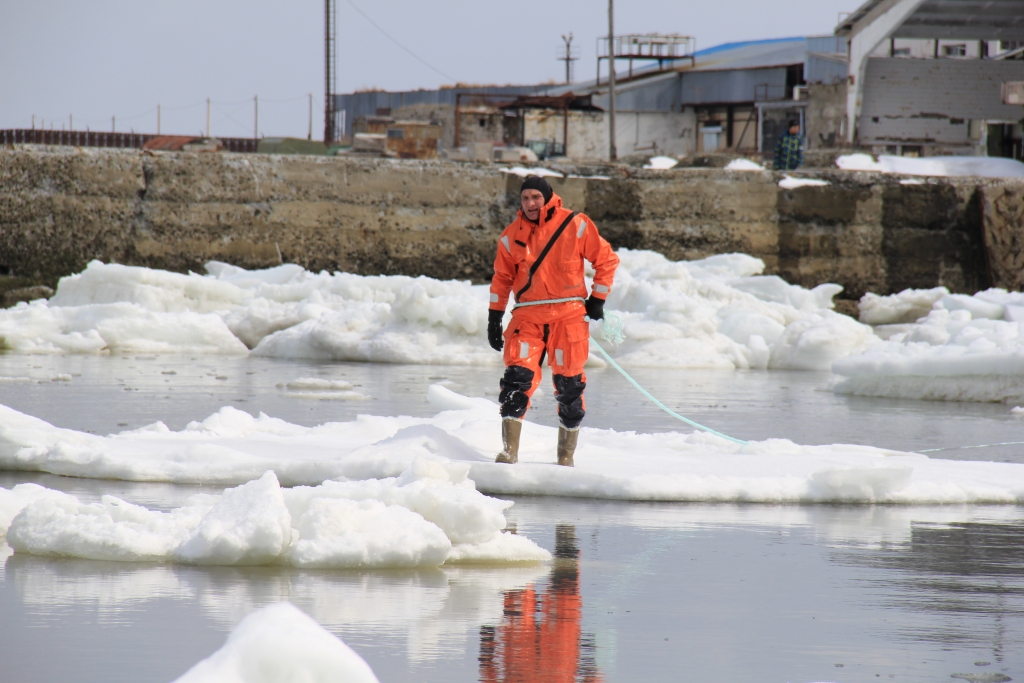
[343, 0, 455, 82]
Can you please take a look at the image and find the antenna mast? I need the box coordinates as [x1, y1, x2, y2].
[324, 0, 337, 143]
[559, 33, 579, 84]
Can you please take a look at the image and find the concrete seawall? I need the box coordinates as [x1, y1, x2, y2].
[1, 146, 1021, 304]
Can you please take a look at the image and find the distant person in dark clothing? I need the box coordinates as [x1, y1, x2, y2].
[773, 120, 803, 170]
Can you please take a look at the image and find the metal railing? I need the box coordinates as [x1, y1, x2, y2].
[0, 129, 259, 153]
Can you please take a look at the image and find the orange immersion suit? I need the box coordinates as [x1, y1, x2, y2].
[489, 193, 619, 428]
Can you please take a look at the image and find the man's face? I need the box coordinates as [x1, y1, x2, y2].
[521, 189, 546, 221]
[789, 125, 800, 135]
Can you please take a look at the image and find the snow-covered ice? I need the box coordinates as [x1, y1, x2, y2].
[724, 158, 765, 171]
[836, 153, 1024, 178]
[277, 377, 369, 401]
[643, 156, 679, 170]
[1, 454, 550, 567]
[0, 251, 867, 371]
[3, 385, 1024, 505]
[833, 287, 1024, 403]
[172, 602, 380, 683]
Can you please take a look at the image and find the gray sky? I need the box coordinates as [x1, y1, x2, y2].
[1, 1, 853, 140]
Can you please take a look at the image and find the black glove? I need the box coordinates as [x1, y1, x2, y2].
[487, 309, 505, 351]
[585, 295, 605, 321]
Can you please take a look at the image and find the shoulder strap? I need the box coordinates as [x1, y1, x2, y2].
[515, 211, 578, 302]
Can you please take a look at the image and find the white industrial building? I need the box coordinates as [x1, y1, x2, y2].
[836, 0, 1024, 157]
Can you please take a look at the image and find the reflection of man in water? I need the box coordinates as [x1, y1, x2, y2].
[479, 525, 601, 683]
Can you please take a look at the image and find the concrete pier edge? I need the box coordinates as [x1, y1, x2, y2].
[2, 146, 1022, 308]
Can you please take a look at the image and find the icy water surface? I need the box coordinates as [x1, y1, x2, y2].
[2, 355, 1024, 682]
[1, 353, 1022, 459]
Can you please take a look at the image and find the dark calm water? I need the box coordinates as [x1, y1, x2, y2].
[1, 355, 1023, 682]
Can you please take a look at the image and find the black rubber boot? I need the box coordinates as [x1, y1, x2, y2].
[557, 425, 578, 467]
[495, 417, 522, 464]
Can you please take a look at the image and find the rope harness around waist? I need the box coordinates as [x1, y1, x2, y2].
[512, 296, 585, 310]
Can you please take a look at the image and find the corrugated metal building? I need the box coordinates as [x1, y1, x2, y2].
[333, 37, 831, 160]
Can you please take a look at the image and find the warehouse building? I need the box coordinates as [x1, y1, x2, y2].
[333, 3, 1024, 162]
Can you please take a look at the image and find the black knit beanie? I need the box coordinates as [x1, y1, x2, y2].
[520, 175, 553, 205]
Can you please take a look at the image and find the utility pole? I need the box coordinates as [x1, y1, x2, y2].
[560, 33, 578, 84]
[308, 93, 313, 140]
[69, 114, 73, 130]
[112, 116, 116, 133]
[324, 0, 337, 143]
[206, 98, 211, 137]
[157, 104, 161, 134]
[32, 115, 35, 130]
[608, 0, 617, 161]
[254, 95, 259, 139]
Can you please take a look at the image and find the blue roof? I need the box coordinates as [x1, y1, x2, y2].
[694, 37, 806, 58]
[688, 37, 808, 72]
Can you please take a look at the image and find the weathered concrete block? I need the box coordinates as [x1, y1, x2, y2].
[0, 147, 143, 198]
[981, 182, 1024, 291]
[0, 147, 1012, 298]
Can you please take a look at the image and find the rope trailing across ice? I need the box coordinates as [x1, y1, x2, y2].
[589, 312, 750, 446]
[919, 440, 1024, 453]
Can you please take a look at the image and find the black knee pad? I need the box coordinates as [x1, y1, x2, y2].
[553, 373, 586, 429]
[499, 365, 535, 419]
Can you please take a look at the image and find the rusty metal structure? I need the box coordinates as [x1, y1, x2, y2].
[453, 92, 601, 151]
[597, 33, 696, 83]
[385, 121, 442, 158]
[0, 129, 259, 153]
[324, 0, 337, 143]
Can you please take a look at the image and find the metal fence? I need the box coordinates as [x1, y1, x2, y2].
[0, 129, 259, 153]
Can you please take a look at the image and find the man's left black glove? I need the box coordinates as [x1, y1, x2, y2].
[487, 309, 505, 352]
[585, 295, 605, 321]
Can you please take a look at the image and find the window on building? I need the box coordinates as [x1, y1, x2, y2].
[479, 118, 487, 127]
[943, 44, 966, 57]
[892, 47, 911, 57]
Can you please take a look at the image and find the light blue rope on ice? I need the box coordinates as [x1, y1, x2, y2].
[589, 312, 750, 446]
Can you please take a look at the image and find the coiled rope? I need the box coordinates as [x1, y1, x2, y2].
[589, 312, 750, 445]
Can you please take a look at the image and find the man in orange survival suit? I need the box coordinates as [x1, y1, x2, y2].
[487, 175, 619, 467]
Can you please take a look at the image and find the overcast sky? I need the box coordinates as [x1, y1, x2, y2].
[1, 1, 854, 140]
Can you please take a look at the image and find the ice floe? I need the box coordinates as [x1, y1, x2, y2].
[2, 456, 550, 567]
[277, 377, 369, 401]
[172, 602, 380, 683]
[2, 385, 1024, 505]
[833, 287, 1024, 402]
[836, 153, 1024, 178]
[0, 250, 866, 371]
